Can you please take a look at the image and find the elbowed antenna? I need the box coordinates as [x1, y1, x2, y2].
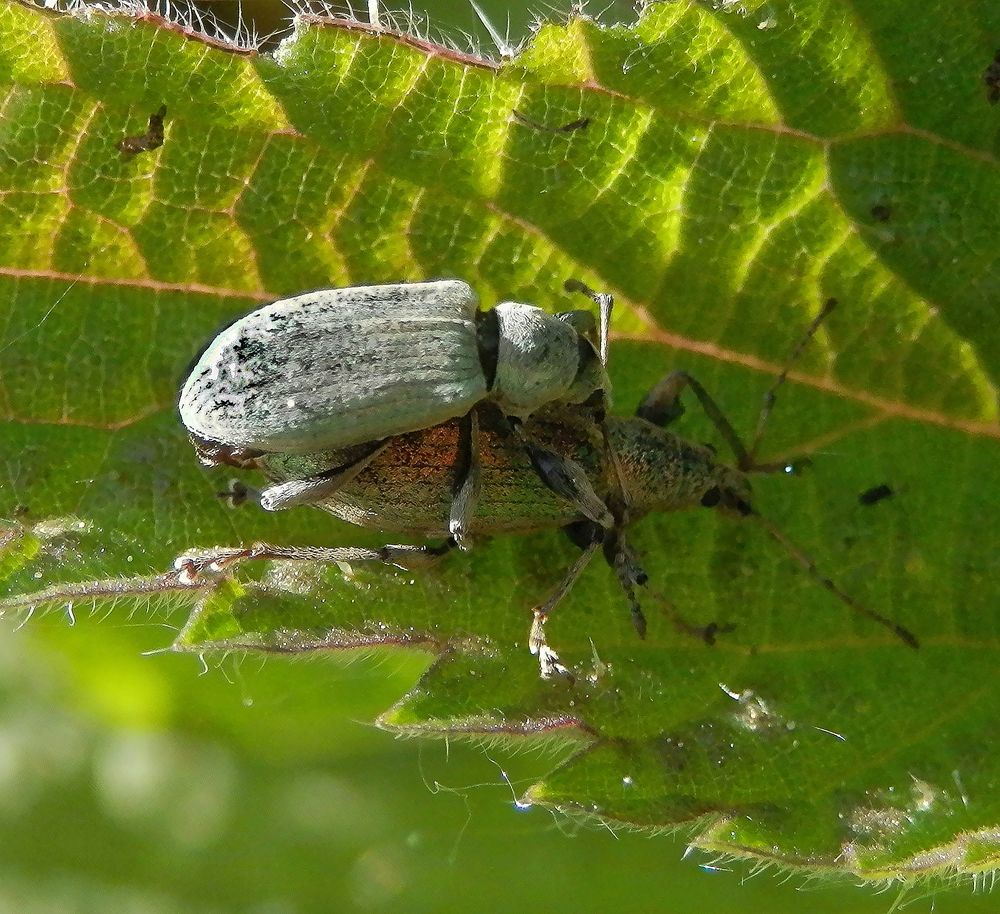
[563, 278, 612, 366]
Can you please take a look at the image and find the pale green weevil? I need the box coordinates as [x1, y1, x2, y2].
[178, 280, 614, 546]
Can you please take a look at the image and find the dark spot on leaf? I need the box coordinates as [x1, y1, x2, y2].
[117, 105, 167, 157]
[984, 50, 1000, 104]
[870, 202, 891, 222]
[511, 108, 590, 133]
[859, 483, 894, 506]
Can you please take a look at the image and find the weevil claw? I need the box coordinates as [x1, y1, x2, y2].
[528, 610, 573, 681]
[448, 520, 470, 551]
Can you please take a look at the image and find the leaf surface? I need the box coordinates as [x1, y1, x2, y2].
[1, 0, 998, 883]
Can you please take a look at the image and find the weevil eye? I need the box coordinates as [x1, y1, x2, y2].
[700, 486, 722, 508]
[731, 495, 753, 516]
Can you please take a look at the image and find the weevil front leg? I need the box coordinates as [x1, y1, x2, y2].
[638, 298, 838, 471]
[562, 278, 635, 521]
[563, 278, 613, 366]
[637, 371, 790, 473]
[174, 537, 458, 583]
[637, 371, 751, 463]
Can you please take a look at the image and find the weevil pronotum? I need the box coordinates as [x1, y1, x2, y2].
[173, 285, 918, 678]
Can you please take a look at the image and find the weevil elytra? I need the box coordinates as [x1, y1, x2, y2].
[175, 288, 919, 678]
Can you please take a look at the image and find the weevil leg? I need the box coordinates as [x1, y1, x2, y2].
[603, 532, 649, 638]
[259, 440, 391, 511]
[449, 411, 481, 550]
[639, 298, 838, 471]
[529, 538, 602, 680]
[174, 537, 458, 583]
[189, 435, 264, 469]
[216, 479, 261, 509]
[513, 425, 615, 529]
[636, 371, 791, 472]
[563, 279, 636, 520]
[564, 278, 613, 366]
[645, 587, 736, 645]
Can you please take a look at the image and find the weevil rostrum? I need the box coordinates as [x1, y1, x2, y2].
[174, 281, 919, 678]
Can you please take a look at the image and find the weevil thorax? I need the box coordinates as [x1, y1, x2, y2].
[608, 417, 753, 518]
[489, 303, 606, 417]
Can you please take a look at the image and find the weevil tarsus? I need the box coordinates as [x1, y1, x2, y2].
[216, 479, 259, 509]
[530, 539, 601, 679]
[529, 609, 574, 681]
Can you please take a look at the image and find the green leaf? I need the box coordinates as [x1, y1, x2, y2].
[1, 0, 998, 886]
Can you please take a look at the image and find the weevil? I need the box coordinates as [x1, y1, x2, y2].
[175, 294, 918, 677]
[178, 279, 615, 546]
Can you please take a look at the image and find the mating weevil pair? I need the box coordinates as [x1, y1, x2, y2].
[176, 280, 918, 678]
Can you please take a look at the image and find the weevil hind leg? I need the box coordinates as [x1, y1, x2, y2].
[259, 440, 391, 511]
[449, 411, 481, 550]
[174, 536, 458, 583]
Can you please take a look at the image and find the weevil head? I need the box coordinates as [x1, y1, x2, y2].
[699, 464, 754, 517]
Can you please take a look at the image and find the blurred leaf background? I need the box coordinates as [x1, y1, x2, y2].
[0, 0, 998, 910]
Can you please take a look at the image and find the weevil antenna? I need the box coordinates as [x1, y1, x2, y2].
[563, 278, 631, 514]
[748, 509, 918, 648]
[564, 278, 612, 366]
[748, 297, 837, 462]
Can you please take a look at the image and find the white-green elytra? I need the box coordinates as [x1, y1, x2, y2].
[178, 280, 606, 457]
